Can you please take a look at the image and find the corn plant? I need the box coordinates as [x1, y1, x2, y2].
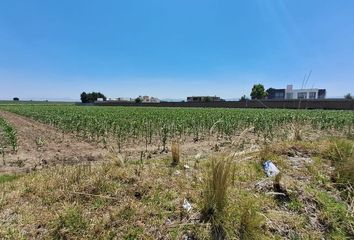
[0, 117, 18, 153]
[0, 105, 353, 153]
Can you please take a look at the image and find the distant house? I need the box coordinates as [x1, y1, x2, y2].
[187, 96, 223, 102]
[112, 97, 134, 102]
[137, 96, 160, 103]
[267, 89, 286, 100]
[267, 85, 326, 100]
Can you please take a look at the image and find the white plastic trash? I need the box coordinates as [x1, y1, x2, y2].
[182, 199, 192, 212]
[263, 160, 280, 177]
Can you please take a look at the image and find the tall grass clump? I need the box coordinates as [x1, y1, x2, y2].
[239, 200, 264, 240]
[171, 141, 180, 166]
[325, 139, 354, 193]
[201, 158, 234, 240]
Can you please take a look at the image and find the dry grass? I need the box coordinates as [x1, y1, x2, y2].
[324, 138, 354, 200]
[201, 157, 234, 239]
[1, 137, 354, 239]
[171, 141, 180, 166]
[239, 200, 264, 240]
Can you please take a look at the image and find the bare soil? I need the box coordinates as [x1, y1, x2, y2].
[0, 111, 109, 173]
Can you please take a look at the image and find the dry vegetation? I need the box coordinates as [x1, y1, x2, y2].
[1, 136, 353, 239]
[0, 106, 354, 239]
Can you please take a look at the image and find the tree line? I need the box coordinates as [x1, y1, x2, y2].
[80, 92, 106, 103]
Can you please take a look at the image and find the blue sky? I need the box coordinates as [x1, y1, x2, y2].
[0, 0, 354, 100]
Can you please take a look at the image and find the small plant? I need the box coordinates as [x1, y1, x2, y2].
[0, 174, 19, 184]
[201, 158, 234, 240]
[239, 200, 264, 240]
[35, 136, 44, 148]
[293, 123, 302, 141]
[171, 140, 180, 166]
[0, 118, 18, 153]
[0, 144, 5, 166]
[287, 197, 304, 212]
[313, 189, 354, 238]
[51, 205, 87, 239]
[325, 139, 354, 194]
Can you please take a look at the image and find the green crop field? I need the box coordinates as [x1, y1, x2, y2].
[0, 104, 353, 149]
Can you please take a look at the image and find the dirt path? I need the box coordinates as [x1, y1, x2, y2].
[0, 111, 108, 174]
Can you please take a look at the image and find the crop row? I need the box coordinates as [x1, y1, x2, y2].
[0, 116, 18, 154]
[0, 105, 353, 150]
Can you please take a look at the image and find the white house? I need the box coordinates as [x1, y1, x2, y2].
[285, 85, 326, 100]
[138, 96, 160, 103]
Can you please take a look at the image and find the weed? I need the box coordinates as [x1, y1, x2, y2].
[0, 174, 19, 184]
[35, 136, 44, 148]
[201, 157, 234, 239]
[287, 197, 304, 212]
[325, 139, 354, 196]
[239, 199, 264, 240]
[312, 189, 354, 238]
[171, 140, 180, 166]
[294, 125, 302, 141]
[0, 144, 5, 166]
[124, 226, 144, 240]
[51, 205, 87, 239]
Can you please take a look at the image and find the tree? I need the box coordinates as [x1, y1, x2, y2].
[203, 96, 212, 102]
[251, 84, 267, 100]
[266, 88, 275, 97]
[239, 95, 249, 101]
[135, 97, 142, 103]
[13, 97, 19, 101]
[80, 92, 106, 103]
[344, 93, 353, 100]
[80, 92, 88, 103]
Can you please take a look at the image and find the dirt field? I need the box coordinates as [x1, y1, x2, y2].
[0, 111, 108, 173]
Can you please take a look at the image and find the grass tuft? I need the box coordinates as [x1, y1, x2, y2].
[171, 141, 180, 166]
[51, 204, 88, 239]
[0, 174, 19, 184]
[201, 157, 234, 239]
[325, 139, 354, 196]
[239, 200, 264, 240]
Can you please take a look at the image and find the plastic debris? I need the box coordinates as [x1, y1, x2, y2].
[183, 164, 190, 169]
[182, 199, 192, 212]
[263, 160, 280, 177]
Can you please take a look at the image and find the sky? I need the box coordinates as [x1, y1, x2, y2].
[0, 0, 354, 101]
